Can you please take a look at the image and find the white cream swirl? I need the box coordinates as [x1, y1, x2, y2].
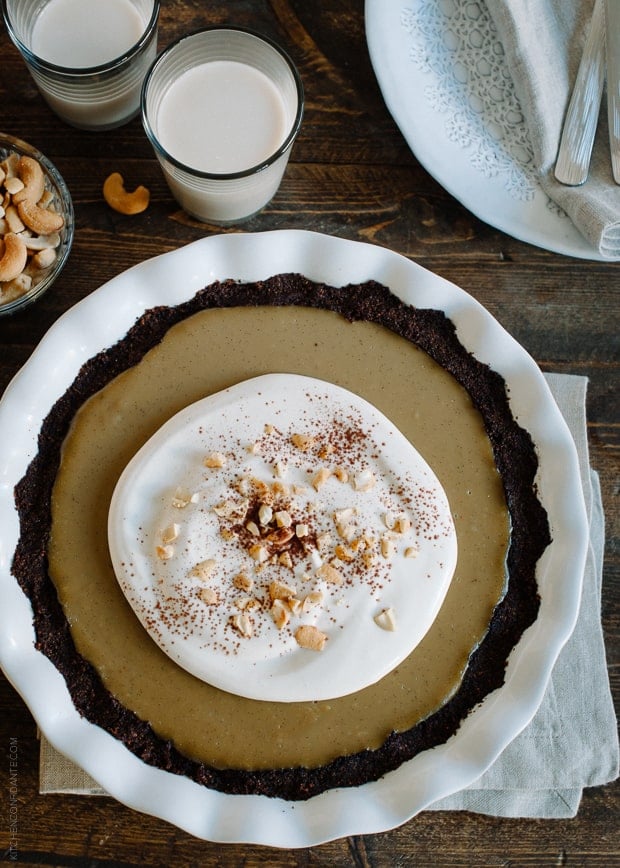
[108, 374, 457, 702]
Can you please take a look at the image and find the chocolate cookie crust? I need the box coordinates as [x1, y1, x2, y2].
[12, 276, 551, 800]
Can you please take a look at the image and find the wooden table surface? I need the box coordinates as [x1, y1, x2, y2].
[1, 1, 618, 864]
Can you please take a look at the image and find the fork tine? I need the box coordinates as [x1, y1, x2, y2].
[554, 0, 606, 186]
[605, 0, 620, 183]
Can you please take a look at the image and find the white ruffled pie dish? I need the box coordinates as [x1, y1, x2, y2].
[0, 230, 588, 846]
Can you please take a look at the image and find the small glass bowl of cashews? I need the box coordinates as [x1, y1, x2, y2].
[0, 133, 74, 316]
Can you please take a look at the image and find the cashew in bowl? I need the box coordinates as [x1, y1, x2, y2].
[103, 172, 150, 215]
[0, 233, 28, 282]
[16, 196, 65, 236]
[12, 156, 46, 206]
[0, 149, 66, 307]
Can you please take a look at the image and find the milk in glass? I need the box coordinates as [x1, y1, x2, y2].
[157, 61, 288, 174]
[31, 0, 145, 67]
[27, 0, 158, 129]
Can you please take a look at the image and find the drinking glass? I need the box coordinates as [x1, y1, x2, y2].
[2, 0, 160, 130]
[141, 27, 304, 224]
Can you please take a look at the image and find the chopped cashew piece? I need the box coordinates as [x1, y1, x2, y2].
[274, 509, 292, 528]
[233, 572, 254, 592]
[295, 624, 327, 651]
[291, 432, 316, 451]
[312, 467, 331, 491]
[161, 523, 180, 544]
[103, 172, 150, 215]
[249, 543, 268, 563]
[229, 613, 253, 638]
[394, 515, 412, 534]
[316, 531, 331, 551]
[204, 451, 227, 468]
[334, 507, 356, 525]
[362, 549, 376, 569]
[198, 587, 219, 605]
[264, 526, 294, 548]
[288, 596, 302, 616]
[374, 607, 397, 631]
[234, 595, 256, 611]
[302, 590, 323, 612]
[213, 499, 247, 518]
[278, 551, 293, 569]
[270, 599, 290, 629]
[258, 503, 273, 525]
[336, 521, 356, 543]
[156, 544, 174, 560]
[171, 487, 197, 508]
[269, 580, 297, 601]
[189, 559, 216, 580]
[334, 543, 355, 562]
[380, 535, 396, 560]
[316, 562, 344, 585]
[353, 469, 377, 492]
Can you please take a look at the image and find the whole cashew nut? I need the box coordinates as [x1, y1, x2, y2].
[103, 172, 150, 215]
[0, 232, 28, 282]
[13, 156, 46, 205]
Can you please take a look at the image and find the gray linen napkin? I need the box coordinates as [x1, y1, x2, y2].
[486, 0, 620, 259]
[39, 374, 619, 818]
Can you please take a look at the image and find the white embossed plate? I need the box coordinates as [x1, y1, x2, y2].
[365, 0, 605, 260]
[0, 231, 588, 846]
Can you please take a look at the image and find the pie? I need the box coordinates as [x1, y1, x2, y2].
[12, 275, 550, 800]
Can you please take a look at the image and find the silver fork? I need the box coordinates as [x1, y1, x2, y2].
[554, 0, 606, 186]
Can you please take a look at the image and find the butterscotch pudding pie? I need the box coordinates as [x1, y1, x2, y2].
[12, 274, 550, 800]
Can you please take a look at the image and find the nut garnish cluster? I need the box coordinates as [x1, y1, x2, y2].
[153, 421, 422, 654]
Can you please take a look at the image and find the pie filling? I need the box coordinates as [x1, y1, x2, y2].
[12, 276, 550, 800]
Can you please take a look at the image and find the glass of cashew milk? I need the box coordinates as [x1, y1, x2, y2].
[141, 27, 304, 224]
[2, 0, 160, 130]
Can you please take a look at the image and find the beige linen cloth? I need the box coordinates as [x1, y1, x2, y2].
[486, 0, 620, 259]
[40, 374, 619, 819]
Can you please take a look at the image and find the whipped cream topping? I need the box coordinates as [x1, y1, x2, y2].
[108, 375, 457, 702]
